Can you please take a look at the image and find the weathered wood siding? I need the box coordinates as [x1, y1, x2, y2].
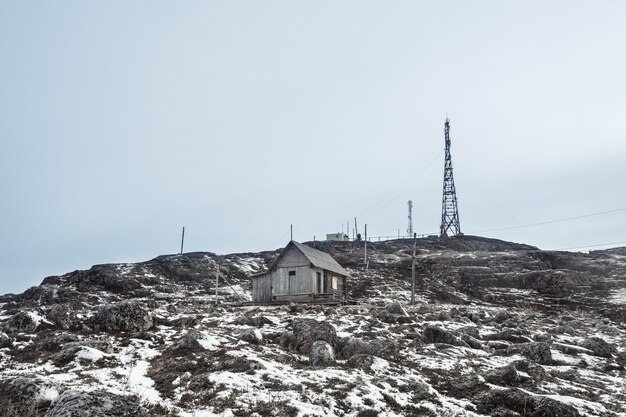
[272, 266, 314, 295]
[276, 246, 310, 268]
[251, 275, 272, 302]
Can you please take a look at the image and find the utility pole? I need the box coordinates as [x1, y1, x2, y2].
[440, 117, 462, 237]
[364, 224, 368, 269]
[411, 232, 417, 305]
[407, 200, 413, 236]
[354, 218, 358, 239]
[214, 258, 219, 305]
[180, 227, 185, 255]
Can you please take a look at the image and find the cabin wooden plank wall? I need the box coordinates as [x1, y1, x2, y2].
[272, 266, 313, 295]
[252, 275, 272, 302]
[276, 246, 309, 268]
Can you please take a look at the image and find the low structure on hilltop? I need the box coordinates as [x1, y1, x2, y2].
[250, 241, 349, 303]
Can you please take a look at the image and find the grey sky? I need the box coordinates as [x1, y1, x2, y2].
[1, 1, 625, 294]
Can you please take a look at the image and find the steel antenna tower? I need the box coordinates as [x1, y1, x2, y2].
[407, 200, 413, 236]
[440, 117, 462, 237]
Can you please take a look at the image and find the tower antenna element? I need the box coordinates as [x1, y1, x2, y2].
[440, 117, 462, 237]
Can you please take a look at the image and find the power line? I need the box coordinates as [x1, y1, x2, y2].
[468, 206, 626, 234]
[555, 240, 626, 251]
[358, 150, 443, 222]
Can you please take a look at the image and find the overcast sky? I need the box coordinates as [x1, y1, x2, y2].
[1, 1, 625, 294]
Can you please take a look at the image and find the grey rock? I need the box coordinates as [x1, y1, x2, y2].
[35, 333, 80, 352]
[167, 330, 205, 353]
[48, 304, 73, 330]
[339, 337, 399, 361]
[423, 325, 459, 345]
[51, 341, 112, 367]
[494, 309, 509, 323]
[309, 341, 335, 366]
[0, 332, 11, 348]
[44, 390, 149, 417]
[0, 375, 62, 415]
[460, 333, 483, 349]
[291, 319, 336, 354]
[346, 354, 377, 371]
[87, 301, 153, 333]
[386, 302, 409, 316]
[407, 380, 435, 401]
[475, 388, 580, 417]
[580, 336, 616, 358]
[507, 342, 552, 365]
[1, 311, 38, 334]
[485, 328, 532, 344]
[237, 328, 263, 345]
[553, 342, 593, 356]
[484, 363, 525, 386]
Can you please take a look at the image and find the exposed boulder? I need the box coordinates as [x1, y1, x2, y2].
[1, 311, 38, 334]
[346, 354, 377, 371]
[166, 330, 205, 354]
[52, 340, 114, 367]
[290, 319, 336, 354]
[309, 341, 335, 366]
[485, 328, 533, 344]
[232, 315, 273, 327]
[494, 309, 510, 324]
[484, 363, 526, 386]
[338, 337, 399, 361]
[0, 332, 11, 348]
[406, 380, 436, 402]
[87, 301, 153, 333]
[459, 333, 483, 349]
[237, 328, 263, 345]
[446, 374, 488, 398]
[507, 342, 552, 365]
[44, 390, 149, 417]
[580, 336, 616, 358]
[0, 375, 62, 416]
[475, 388, 581, 417]
[423, 325, 463, 346]
[48, 304, 73, 330]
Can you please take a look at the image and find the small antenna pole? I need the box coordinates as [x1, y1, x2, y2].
[180, 227, 185, 255]
[411, 232, 417, 305]
[364, 224, 368, 269]
[407, 200, 413, 237]
[290, 224, 293, 241]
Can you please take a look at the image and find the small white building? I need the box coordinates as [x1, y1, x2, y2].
[326, 233, 350, 242]
[250, 241, 349, 303]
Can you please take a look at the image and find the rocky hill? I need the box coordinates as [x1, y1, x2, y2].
[1, 235, 625, 417]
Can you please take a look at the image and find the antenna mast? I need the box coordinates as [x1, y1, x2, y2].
[440, 117, 462, 237]
[407, 200, 413, 237]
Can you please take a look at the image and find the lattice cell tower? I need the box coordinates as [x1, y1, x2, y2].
[440, 117, 462, 237]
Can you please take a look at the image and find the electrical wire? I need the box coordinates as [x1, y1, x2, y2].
[555, 240, 626, 251]
[467, 206, 626, 234]
[358, 150, 443, 222]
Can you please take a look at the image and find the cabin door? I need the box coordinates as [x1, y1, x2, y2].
[316, 272, 322, 294]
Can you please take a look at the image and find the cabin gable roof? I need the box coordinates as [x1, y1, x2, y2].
[251, 241, 349, 277]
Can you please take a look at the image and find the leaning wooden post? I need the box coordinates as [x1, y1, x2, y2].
[364, 224, 368, 270]
[180, 227, 185, 254]
[411, 232, 417, 305]
[215, 258, 219, 305]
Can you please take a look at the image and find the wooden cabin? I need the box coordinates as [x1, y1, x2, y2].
[250, 241, 349, 303]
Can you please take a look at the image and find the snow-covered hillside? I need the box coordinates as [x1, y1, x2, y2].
[1, 236, 625, 416]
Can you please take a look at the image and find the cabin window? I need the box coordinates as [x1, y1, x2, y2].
[332, 276, 338, 290]
[288, 270, 296, 277]
[316, 272, 322, 293]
